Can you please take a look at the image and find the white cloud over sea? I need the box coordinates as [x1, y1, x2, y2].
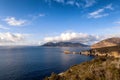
[43, 32, 120, 45]
[0, 32, 28, 45]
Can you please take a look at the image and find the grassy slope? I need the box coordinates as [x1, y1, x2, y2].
[44, 57, 120, 80]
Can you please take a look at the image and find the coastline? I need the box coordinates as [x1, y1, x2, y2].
[44, 57, 120, 80]
[44, 46, 120, 80]
[64, 46, 120, 58]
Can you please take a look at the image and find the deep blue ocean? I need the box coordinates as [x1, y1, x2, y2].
[0, 46, 94, 80]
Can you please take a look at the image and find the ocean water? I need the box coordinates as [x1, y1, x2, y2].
[0, 46, 94, 80]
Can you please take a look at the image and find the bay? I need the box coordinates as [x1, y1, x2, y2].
[0, 46, 94, 80]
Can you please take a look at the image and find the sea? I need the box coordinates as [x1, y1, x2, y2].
[0, 46, 94, 80]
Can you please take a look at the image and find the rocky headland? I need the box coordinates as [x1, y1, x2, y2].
[64, 37, 120, 58]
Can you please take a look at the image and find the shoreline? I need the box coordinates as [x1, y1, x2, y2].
[64, 46, 120, 58]
[44, 57, 120, 80]
[44, 46, 120, 80]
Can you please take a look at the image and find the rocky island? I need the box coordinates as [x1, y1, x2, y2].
[44, 37, 120, 80]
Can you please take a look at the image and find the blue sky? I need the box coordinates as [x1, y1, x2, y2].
[0, 0, 120, 45]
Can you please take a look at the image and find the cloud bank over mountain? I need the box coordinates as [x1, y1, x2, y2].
[43, 32, 120, 45]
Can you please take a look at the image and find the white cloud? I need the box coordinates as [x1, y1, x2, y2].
[4, 17, 26, 26]
[0, 32, 27, 45]
[43, 32, 120, 45]
[43, 32, 100, 44]
[45, 0, 96, 8]
[88, 4, 113, 18]
[54, 0, 64, 3]
[85, 0, 96, 7]
[66, 1, 81, 7]
[0, 24, 9, 30]
[75, 2, 80, 7]
[66, 0, 75, 5]
[105, 4, 113, 10]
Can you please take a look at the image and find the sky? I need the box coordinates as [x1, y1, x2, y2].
[0, 0, 120, 45]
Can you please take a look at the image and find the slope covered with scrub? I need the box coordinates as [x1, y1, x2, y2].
[91, 37, 120, 48]
[44, 57, 120, 80]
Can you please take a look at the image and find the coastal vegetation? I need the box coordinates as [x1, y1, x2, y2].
[44, 57, 120, 80]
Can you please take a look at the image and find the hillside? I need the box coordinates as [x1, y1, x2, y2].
[91, 37, 120, 48]
[41, 42, 89, 47]
[44, 57, 120, 80]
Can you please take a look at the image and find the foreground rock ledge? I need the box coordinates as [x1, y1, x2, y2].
[44, 57, 120, 80]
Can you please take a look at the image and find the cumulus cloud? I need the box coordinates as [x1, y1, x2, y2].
[4, 17, 26, 26]
[0, 24, 9, 30]
[43, 32, 120, 45]
[44, 32, 100, 44]
[88, 4, 113, 18]
[0, 32, 27, 45]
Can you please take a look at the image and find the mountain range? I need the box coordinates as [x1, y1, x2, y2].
[41, 42, 89, 47]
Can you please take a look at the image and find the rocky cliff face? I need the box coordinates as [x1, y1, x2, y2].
[91, 37, 120, 49]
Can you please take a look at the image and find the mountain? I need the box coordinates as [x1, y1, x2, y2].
[91, 37, 120, 49]
[41, 42, 89, 47]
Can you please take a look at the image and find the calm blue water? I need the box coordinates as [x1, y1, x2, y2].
[0, 46, 94, 80]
